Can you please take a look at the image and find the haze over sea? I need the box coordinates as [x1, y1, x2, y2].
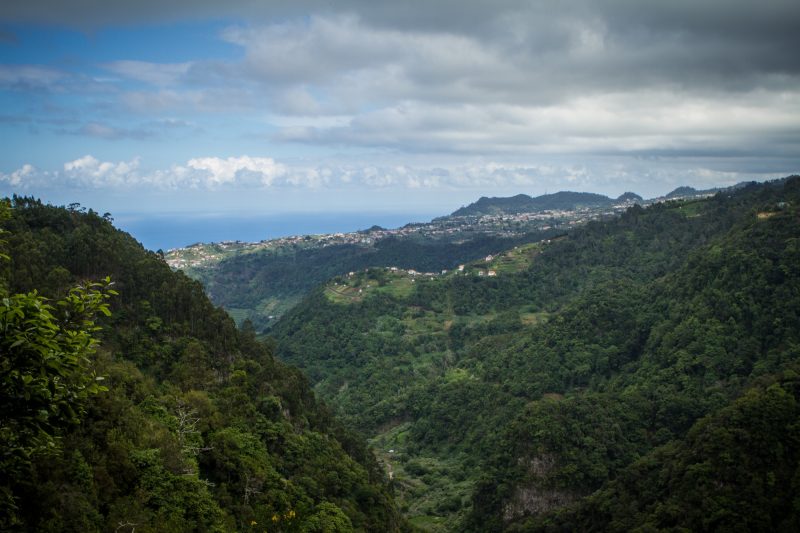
[115, 211, 438, 252]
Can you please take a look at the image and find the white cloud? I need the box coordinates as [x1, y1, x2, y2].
[63, 155, 142, 187]
[1, 155, 793, 202]
[3, 155, 322, 190]
[276, 90, 800, 158]
[0, 164, 37, 186]
[186, 156, 286, 186]
[222, 14, 520, 110]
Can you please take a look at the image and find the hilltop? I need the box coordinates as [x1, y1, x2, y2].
[449, 191, 619, 217]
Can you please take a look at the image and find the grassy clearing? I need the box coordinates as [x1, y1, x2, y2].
[376, 275, 417, 298]
[324, 269, 435, 304]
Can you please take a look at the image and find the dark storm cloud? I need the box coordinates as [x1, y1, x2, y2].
[4, 1, 798, 98]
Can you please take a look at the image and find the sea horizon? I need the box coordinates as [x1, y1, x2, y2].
[114, 210, 440, 252]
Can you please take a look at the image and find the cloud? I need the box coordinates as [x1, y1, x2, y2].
[186, 156, 286, 186]
[63, 155, 142, 187]
[221, 15, 528, 109]
[176, 6, 799, 162]
[276, 90, 800, 158]
[0, 64, 66, 90]
[67, 121, 153, 140]
[59, 3, 798, 115]
[6, 1, 798, 50]
[2, 155, 317, 190]
[2, 155, 789, 200]
[103, 60, 193, 87]
[2, 0, 799, 190]
[216, 3, 800, 106]
[0, 164, 37, 186]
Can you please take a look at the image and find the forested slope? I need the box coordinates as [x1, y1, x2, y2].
[0, 198, 405, 532]
[270, 177, 800, 530]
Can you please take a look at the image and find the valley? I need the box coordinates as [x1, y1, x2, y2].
[168, 179, 800, 530]
[5, 2, 797, 530]
[3, 179, 798, 531]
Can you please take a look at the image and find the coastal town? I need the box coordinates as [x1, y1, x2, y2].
[165, 198, 641, 272]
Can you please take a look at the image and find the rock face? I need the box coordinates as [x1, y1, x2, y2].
[502, 455, 575, 521]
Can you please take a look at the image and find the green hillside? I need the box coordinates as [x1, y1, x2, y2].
[269, 177, 800, 530]
[0, 198, 405, 532]
[182, 230, 558, 331]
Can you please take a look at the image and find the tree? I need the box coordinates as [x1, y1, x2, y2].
[0, 278, 115, 526]
[301, 502, 354, 532]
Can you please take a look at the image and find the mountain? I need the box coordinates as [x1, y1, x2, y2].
[662, 183, 749, 198]
[665, 185, 701, 198]
[0, 197, 405, 532]
[450, 191, 617, 217]
[616, 191, 643, 203]
[268, 177, 800, 530]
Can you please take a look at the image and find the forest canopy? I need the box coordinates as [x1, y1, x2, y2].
[0, 197, 404, 532]
[270, 177, 800, 530]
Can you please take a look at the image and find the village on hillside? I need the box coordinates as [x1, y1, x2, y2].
[165, 198, 643, 271]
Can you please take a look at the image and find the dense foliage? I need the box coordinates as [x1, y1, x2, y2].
[270, 177, 800, 530]
[0, 197, 404, 532]
[522, 372, 800, 532]
[5, 175, 797, 531]
[1, 279, 114, 490]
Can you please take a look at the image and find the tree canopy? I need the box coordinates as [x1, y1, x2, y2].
[0, 196, 405, 532]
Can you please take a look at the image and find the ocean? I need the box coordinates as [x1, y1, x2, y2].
[113, 211, 437, 251]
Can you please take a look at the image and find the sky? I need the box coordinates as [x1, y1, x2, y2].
[0, 0, 798, 218]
